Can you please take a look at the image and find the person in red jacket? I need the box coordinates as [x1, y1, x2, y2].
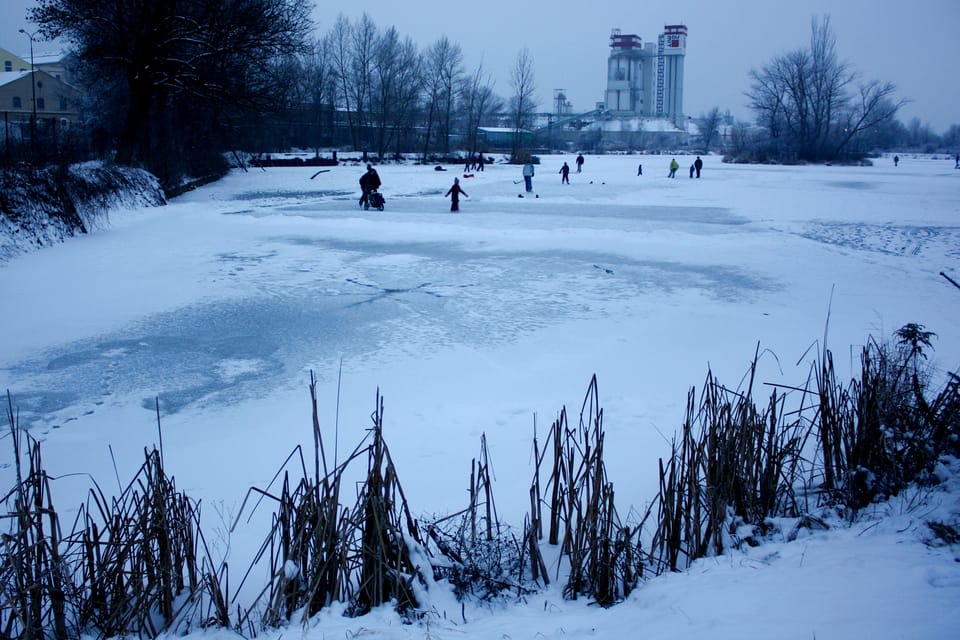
[445, 177, 468, 212]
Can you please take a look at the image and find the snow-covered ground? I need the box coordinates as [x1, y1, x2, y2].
[1, 153, 959, 638]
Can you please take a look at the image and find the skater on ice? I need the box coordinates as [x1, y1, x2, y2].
[522, 160, 535, 192]
[445, 177, 468, 212]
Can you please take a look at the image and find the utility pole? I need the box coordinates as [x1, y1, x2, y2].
[18, 28, 38, 159]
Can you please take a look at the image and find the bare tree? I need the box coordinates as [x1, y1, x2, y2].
[421, 36, 464, 161]
[437, 40, 465, 154]
[832, 81, 904, 158]
[746, 57, 787, 144]
[803, 16, 850, 158]
[326, 13, 379, 152]
[509, 47, 537, 162]
[746, 15, 905, 162]
[299, 36, 335, 155]
[370, 26, 402, 159]
[942, 123, 960, 149]
[391, 38, 425, 158]
[329, 15, 358, 147]
[348, 13, 378, 153]
[697, 106, 722, 152]
[371, 27, 423, 160]
[906, 117, 936, 148]
[460, 63, 501, 159]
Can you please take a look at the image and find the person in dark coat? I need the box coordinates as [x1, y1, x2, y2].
[576, 153, 584, 173]
[478, 153, 486, 171]
[559, 161, 570, 184]
[359, 164, 381, 207]
[445, 177, 468, 212]
[694, 156, 703, 178]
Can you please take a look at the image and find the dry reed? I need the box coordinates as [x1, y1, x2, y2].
[3, 323, 955, 635]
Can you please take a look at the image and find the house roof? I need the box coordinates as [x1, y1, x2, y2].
[0, 71, 32, 88]
[33, 52, 66, 65]
[478, 127, 531, 134]
[0, 69, 80, 94]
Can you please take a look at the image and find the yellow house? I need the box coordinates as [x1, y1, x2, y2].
[0, 47, 32, 74]
[0, 68, 82, 144]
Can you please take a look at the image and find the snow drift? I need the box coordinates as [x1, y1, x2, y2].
[0, 162, 166, 262]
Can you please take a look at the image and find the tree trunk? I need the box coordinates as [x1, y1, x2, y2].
[115, 77, 152, 165]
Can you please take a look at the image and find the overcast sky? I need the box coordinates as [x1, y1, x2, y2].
[4, 0, 958, 132]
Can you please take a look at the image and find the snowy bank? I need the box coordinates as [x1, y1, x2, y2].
[0, 162, 166, 262]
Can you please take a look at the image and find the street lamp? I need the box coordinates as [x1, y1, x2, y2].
[18, 28, 37, 155]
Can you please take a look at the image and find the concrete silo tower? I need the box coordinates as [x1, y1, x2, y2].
[656, 24, 687, 124]
[604, 29, 648, 115]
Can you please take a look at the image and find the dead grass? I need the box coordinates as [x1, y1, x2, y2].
[2, 323, 956, 633]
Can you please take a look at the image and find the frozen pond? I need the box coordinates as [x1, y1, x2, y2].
[1, 154, 958, 528]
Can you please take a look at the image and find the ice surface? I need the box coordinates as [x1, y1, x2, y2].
[1, 153, 958, 638]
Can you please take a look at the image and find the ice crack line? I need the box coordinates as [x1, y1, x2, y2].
[344, 278, 442, 307]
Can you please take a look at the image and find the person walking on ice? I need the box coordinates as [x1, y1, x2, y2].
[445, 177, 468, 212]
[668, 158, 679, 178]
[522, 160, 535, 192]
[694, 155, 703, 178]
[576, 153, 584, 173]
[559, 161, 570, 184]
[358, 164, 381, 207]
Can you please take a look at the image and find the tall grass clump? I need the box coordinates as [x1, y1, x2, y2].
[813, 323, 960, 510]
[644, 347, 809, 573]
[424, 434, 531, 602]
[72, 447, 227, 636]
[1, 395, 71, 639]
[0, 393, 227, 639]
[426, 375, 647, 607]
[526, 375, 646, 606]
[234, 382, 426, 630]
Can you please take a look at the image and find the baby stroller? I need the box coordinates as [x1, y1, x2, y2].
[365, 189, 385, 211]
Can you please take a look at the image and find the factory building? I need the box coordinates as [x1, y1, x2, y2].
[603, 25, 687, 125]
